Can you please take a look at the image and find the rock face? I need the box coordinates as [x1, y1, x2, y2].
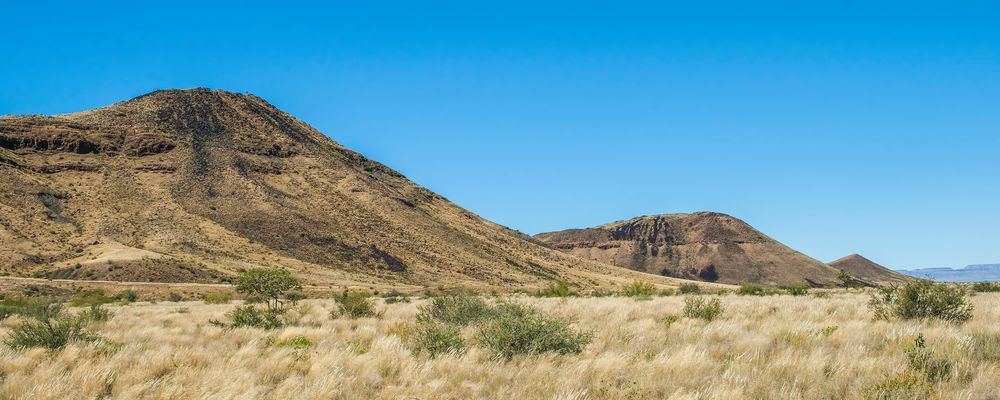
[535, 212, 842, 286]
[829, 254, 911, 285]
[0, 88, 670, 289]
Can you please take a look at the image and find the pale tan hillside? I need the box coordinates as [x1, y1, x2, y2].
[535, 212, 843, 286]
[0, 89, 691, 290]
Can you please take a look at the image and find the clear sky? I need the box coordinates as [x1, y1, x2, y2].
[2, 1, 998, 269]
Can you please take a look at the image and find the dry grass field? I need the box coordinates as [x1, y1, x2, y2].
[1, 291, 999, 399]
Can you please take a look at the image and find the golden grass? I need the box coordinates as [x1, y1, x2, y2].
[1, 292, 999, 399]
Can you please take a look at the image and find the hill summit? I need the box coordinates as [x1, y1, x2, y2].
[0, 88, 675, 289]
[829, 254, 911, 285]
[535, 212, 842, 286]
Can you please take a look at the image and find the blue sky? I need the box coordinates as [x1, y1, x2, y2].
[2, 1, 998, 269]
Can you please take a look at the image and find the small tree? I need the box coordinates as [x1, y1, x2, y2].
[234, 268, 301, 313]
[838, 269, 855, 287]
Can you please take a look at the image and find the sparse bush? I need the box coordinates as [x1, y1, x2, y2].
[0, 297, 32, 320]
[905, 334, 953, 382]
[678, 283, 701, 294]
[868, 280, 973, 323]
[214, 304, 284, 329]
[69, 290, 116, 307]
[536, 281, 574, 297]
[4, 301, 98, 350]
[621, 281, 656, 299]
[409, 319, 466, 357]
[384, 292, 411, 304]
[202, 292, 233, 304]
[418, 294, 493, 326]
[736, 283, 765, 296]
[683, 296, 723, 321]
[115, 289, 138, 303]
[332, 290, 381, 319]
[781, 284, 809, 296]
[474, 302, 591, 360]
[79, 304, 114, 322]
[659, 315, 680, 328]
[818, 325, 839, 338]
[269, 335, 312, 350]
[167, 293, 184, 302]
[863, 373, 933, 400]
[285, 291, 306, 304]
[382, 289, 411, 304]
[970, 281, 1000, 293]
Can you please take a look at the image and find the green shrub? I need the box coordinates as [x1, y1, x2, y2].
[474, 302, 591, 360]
[736, 283, 765, 296]
[863, 373, 933, 400]
[384, 294, 411, 304]
[683, 296, 723, 321]
[657, 288, 675, 296]
[622, 281, 656, 299]
[781, 284, 810, 296]
[270, 335, 313, 350]
[837, 269, 856, 287]
[115, 289, 138, 303]
[4, 302, 98, 350]
[0, 297, 32, 320]
[970, 281, 1000, 293]
[332, 291, 381, 319]
[868, 280, 973, 323]
[678, 283, 701, 294]
[409, 319, 466, 357]
[418, 294, 493, 326]
[285, 291, 306, 303]
[202, 292, 233, 304]
[905, 334, 953, 382]
[79, 304, 114, 322]
[382, 290, 411, 304]
[659, 315, 680, 328]
[536, 281, 574, 297]
[213, 304, 284, 329]
[69, 290, 116, 307]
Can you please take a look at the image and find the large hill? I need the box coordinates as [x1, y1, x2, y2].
[0, 88, 682, 290]
[534, 212, 842, 286]
[828, 254, 911, 285]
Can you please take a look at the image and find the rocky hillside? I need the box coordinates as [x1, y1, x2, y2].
[535, 212, 842, 286]
[829, 254, 911, 285]
[0, 88, 681, 290]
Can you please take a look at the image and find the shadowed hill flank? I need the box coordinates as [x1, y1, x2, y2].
[535, 212, 843, 286]
[829, 254, 911, 285]
[0, 88, 680, 290]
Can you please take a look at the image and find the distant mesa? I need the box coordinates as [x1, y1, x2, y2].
[897, 264, 1000, 283]
[828, 254, 911, 285]
[534, 212, 843, 287]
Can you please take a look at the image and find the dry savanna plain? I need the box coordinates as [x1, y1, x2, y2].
[1, 289, 999, 400]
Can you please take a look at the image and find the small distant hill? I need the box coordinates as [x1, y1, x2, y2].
[898, 264, 1000, 282]
[828, 254, 911, 285]
[534, 212, 842, 287]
